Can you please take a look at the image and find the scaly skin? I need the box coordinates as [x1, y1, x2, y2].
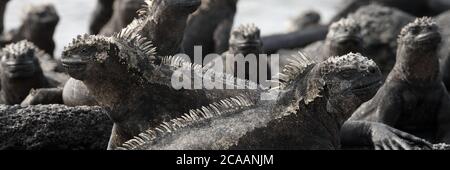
[62, 17, 261, 150]
[206, 24, 269, 84]
[1, 4, 59, 56]
[0, 104, 112, 150]
[341, 17, 450, 150]
[117, 52, 382, 150]
[0, 40, 55, 105]
[182, 0, 239, 61]
[90, 0, 115, 34]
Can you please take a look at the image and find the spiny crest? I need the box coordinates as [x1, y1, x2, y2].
[399, 17, 437, 40]
[274, 51, 319, 88]
[137, 0, 154, 18]
[320, 52, 376, 75]
[234, 23, 261, 38]
[116, 94, 255, 150]
[63, 34, 111, 55]
[1, 40, 42, 59]
[114, 26, 156, 57]
[161, 55, 203, 71]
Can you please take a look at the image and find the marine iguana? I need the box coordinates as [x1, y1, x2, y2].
[0, 3, 59, 56]
[283, 18, 363, 62]
[331, 0, 450, 22]
[205, 24, 269, 84]
[341, 17, 450, 150]
[0, 104, 112, 150]
[0, 0, 9, 35]
[116, 52, 383, 150]
[288, 10, 322, 32]
[0, 40, 59, 105]
[346, 4, 414, 76]
[182, 0, 238, 61]
[99, 0, 145, 36]
[90, 0, 115, 34]
[22, 0, 203, 107]
[61, 18, 261, 150]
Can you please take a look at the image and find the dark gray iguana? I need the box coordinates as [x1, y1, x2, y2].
[0, 104, 112, 150]
[0, 40, 61, 105]
[182, 0, 239, 61]
[116, 52, 383, 150]
[89, 0, 116, 34]
[346, 4, 414, 76]
[287, 10, 322, 32]
[279, 18, 364, 69]
[436, 10, 450, 91]
[61, 21, 261, 150]
[205, 24, 270, 84]
[341, 17, 450, 150]
[1, 3, 59, 56]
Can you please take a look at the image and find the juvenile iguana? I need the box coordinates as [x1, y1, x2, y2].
[0, 40, 60, 105]
[116, 52, 383, 150]
[1, 3, 59, 56]
[341, 17, 450, 150]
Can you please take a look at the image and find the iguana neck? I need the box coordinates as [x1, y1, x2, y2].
[389, 44, 440, 85]
[0, 71, 48, 104]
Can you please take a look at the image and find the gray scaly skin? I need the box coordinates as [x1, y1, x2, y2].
[1, 4, 59, 56]
[0, 104, 112, 150]
[280, 18, 364, 65]
[347, 4, 414, 76]
[206, 24, 269, 84]
[99, 0, 145, 36]
[331, 0, 450, 22]
[182, 0, 239, 61]
[116, 52, 383, 150]
[90, 0, 116, 34]
[61, 22, 261, 150]
[341, 17, 450, 150]
[436, 10, 450, 91]
[0, 40, 59, 105]
[0, 0, 9, 35]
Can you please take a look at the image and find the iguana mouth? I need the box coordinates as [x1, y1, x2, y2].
[351, 78, 382, 93]
[61, 59, 88, 71]
[415, 32, 441, 43]
[3, 61, 36, 78]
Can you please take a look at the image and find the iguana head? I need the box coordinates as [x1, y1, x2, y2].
[326, 18, 363, 56]
[398, 17, 441, 53]
[61, 34, 115, 81]
[22, 4, 59, 32]
[229, 24, 262, 55]
[0, 40, 42, 79]
[318, 53, 381, 118]
[277, 52, 381, 122]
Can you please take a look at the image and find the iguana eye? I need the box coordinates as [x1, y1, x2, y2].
[410, 27, 420, 34]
